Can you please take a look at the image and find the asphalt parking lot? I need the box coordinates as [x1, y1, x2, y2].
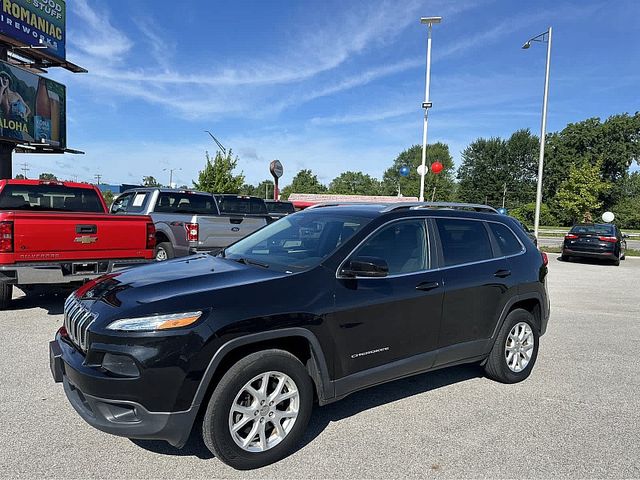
[1, 255, 639, 479]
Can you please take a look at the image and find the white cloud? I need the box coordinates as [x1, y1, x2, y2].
[68, 0, 132, 61]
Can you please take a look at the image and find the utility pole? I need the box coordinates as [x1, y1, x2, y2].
[522, 27, 553, 239]
[94, 174, 102, 185]
[20, 161, 30, 178]
[163, 167, 181, 188]
[418, 16, 442, 202]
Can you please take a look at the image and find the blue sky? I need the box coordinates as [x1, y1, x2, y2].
[21, 0, 640, 187]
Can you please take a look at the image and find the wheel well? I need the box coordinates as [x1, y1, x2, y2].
[509, 298, 542, 332]
[196, 336, 319, 421]
[155, 231, 170, 244]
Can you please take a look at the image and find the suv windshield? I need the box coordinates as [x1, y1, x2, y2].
[0, 184, 103, 212]
[223, 211, 371, 271]
[570, 224, 614, 236]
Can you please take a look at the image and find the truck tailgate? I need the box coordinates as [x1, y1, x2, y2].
[197, 215, 267, 249]
[9, 212, 152, 260]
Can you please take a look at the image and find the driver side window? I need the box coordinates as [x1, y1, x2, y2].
[352, 219, 429, 275]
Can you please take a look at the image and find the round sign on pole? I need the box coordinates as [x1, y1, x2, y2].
[270, 159, 283, 179]
[399, 166, 410, 177]
[602, 211, 615, 223]
[416, 164, 427, 176]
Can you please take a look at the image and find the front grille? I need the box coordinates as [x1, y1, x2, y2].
[63, 295, 97, 352]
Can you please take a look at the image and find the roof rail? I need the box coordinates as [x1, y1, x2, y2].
[381, 202, 499, 214]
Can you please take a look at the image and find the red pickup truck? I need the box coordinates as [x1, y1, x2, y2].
[0, 179, 156, 309]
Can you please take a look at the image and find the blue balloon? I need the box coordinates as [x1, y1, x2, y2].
[399, 166, 410, 177]
[497, 207, 508, 215]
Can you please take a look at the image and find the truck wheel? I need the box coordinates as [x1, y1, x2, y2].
[484, 309, 539, 384]
[202, 349, 313, 470]
[0, 283, 12, 310]
[154, 242, 174, 261]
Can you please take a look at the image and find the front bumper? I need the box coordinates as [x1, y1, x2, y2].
[1, 259, 151, 285]
[49, 335, 198, 448]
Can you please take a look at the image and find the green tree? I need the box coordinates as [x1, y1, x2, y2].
[510, 202, 556, 228]
[193, 150, 245, 194]
[280, 169, 327, 200]
[255, 180, 275, 199]
[457, 130, 538, 207]
[543, 113, 640, 210]
[102, 190, 115, 209]
[143, 176, 161, 187]
[328, 171, 381, 195]
[554, 160, 610, 224]
[610, 172, 640, 229]
[14, 174, 25, 179]
[239, 183, 257, 196]
[39, 172, 58, 181]
[380, 143, 456, 200]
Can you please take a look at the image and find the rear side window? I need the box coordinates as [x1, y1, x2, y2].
[436, 218, 493, 267]
[489, 222, 524, 256]
[155, 192, 217, 214]
[0, 184, 103, 213]
[112, 192, 148, 213]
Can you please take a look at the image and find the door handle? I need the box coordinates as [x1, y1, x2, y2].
[494, 269, 511, 278]
[416, 281, 440, 291]
[76, 224, 97, 234]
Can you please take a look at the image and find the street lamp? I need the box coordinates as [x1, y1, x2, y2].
[163, 167, 182, 188]
[522, 27, 552, 239]
[418, 16, 441, 202]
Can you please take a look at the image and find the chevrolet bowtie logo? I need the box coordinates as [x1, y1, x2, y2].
[74, 236, 98, 244]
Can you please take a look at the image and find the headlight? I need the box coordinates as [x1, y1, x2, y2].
[106, 311, 202, 332]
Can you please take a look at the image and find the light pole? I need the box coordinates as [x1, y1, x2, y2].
[522, 27, 552, 239]
[419, 16, 441, 202]
[163, 167, 182, 188]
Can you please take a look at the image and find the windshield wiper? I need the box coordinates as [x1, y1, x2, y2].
[232, 257, 270, 269]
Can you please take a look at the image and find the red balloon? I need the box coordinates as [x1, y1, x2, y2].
[431, 161, 443, 174]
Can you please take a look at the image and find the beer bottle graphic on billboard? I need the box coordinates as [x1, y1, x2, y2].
[34, 78, 52, 143]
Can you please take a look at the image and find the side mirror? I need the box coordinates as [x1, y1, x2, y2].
[340, 256, 389, 278]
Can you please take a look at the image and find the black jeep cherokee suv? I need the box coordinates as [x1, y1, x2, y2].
[50, 202, 550, 469]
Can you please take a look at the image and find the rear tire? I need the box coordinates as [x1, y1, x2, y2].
[560, 254, 570, 262]
[0, 283, 12, 310]
[202, 349, 313, 470]
[154, 242, 174, 261]
[484, 309, 539, 384]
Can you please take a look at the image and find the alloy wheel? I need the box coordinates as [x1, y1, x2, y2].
[228, 371, 300, 453]
[505, 322, 534, 373]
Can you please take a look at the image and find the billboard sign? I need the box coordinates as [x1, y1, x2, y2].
[0, 60, 66, 148]
[0, 0, 66, 61]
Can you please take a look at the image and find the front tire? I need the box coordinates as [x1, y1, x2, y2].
[0, 283, 12, 310]
[484, 309, 539, 383]
[202, 349, 313, 470]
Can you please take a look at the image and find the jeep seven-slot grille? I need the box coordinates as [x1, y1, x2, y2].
[63, 295, 96, 352]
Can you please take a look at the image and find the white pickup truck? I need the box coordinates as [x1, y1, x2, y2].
[111, 188, 268, 261]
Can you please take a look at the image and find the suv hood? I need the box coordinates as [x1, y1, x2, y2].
[78, 254, 284, 315]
